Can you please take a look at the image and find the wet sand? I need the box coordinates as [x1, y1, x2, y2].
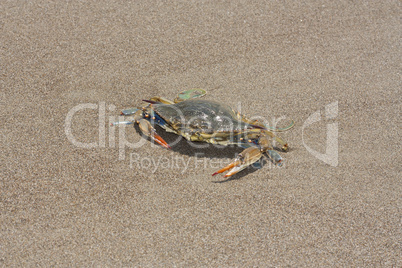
[1, 1, 400, 266]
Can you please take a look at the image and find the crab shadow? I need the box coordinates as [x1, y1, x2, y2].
[135, 125, 279, 182]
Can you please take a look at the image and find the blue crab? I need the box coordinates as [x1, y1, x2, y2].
[113, 89, 294, 178]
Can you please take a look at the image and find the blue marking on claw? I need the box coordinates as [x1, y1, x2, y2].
[147, 111, 167, 127]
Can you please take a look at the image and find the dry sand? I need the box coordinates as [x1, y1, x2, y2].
[1, 1, 400, 266]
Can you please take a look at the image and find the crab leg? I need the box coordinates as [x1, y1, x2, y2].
[212, 147, 262, 178]
[120, 108, 139, 116]
[110, 121, 134, 126]
[261, 130, 289, 152]
[267, 150, 283, 166]
[138, 119, 171, 149]
[149, 97, 175, 105]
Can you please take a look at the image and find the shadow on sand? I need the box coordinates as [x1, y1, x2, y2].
[134, 125, 282, 182]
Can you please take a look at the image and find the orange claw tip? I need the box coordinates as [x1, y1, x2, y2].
[222, 166, 242, 178]
[156, 140, 171, 150]
[153, 133, 171, 149]
[212, 161, 239, 177]
[162, 145, 172, 150]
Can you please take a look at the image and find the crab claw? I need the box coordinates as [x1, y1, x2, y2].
[138, 119, 171, 149]
[212, 147, 262, 178]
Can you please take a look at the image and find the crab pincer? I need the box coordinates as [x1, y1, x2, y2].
[212, 147, 262, 178]
[138, 119, 171, 149]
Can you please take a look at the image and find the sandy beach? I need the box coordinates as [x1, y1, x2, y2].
[1, 1, 400, 266]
